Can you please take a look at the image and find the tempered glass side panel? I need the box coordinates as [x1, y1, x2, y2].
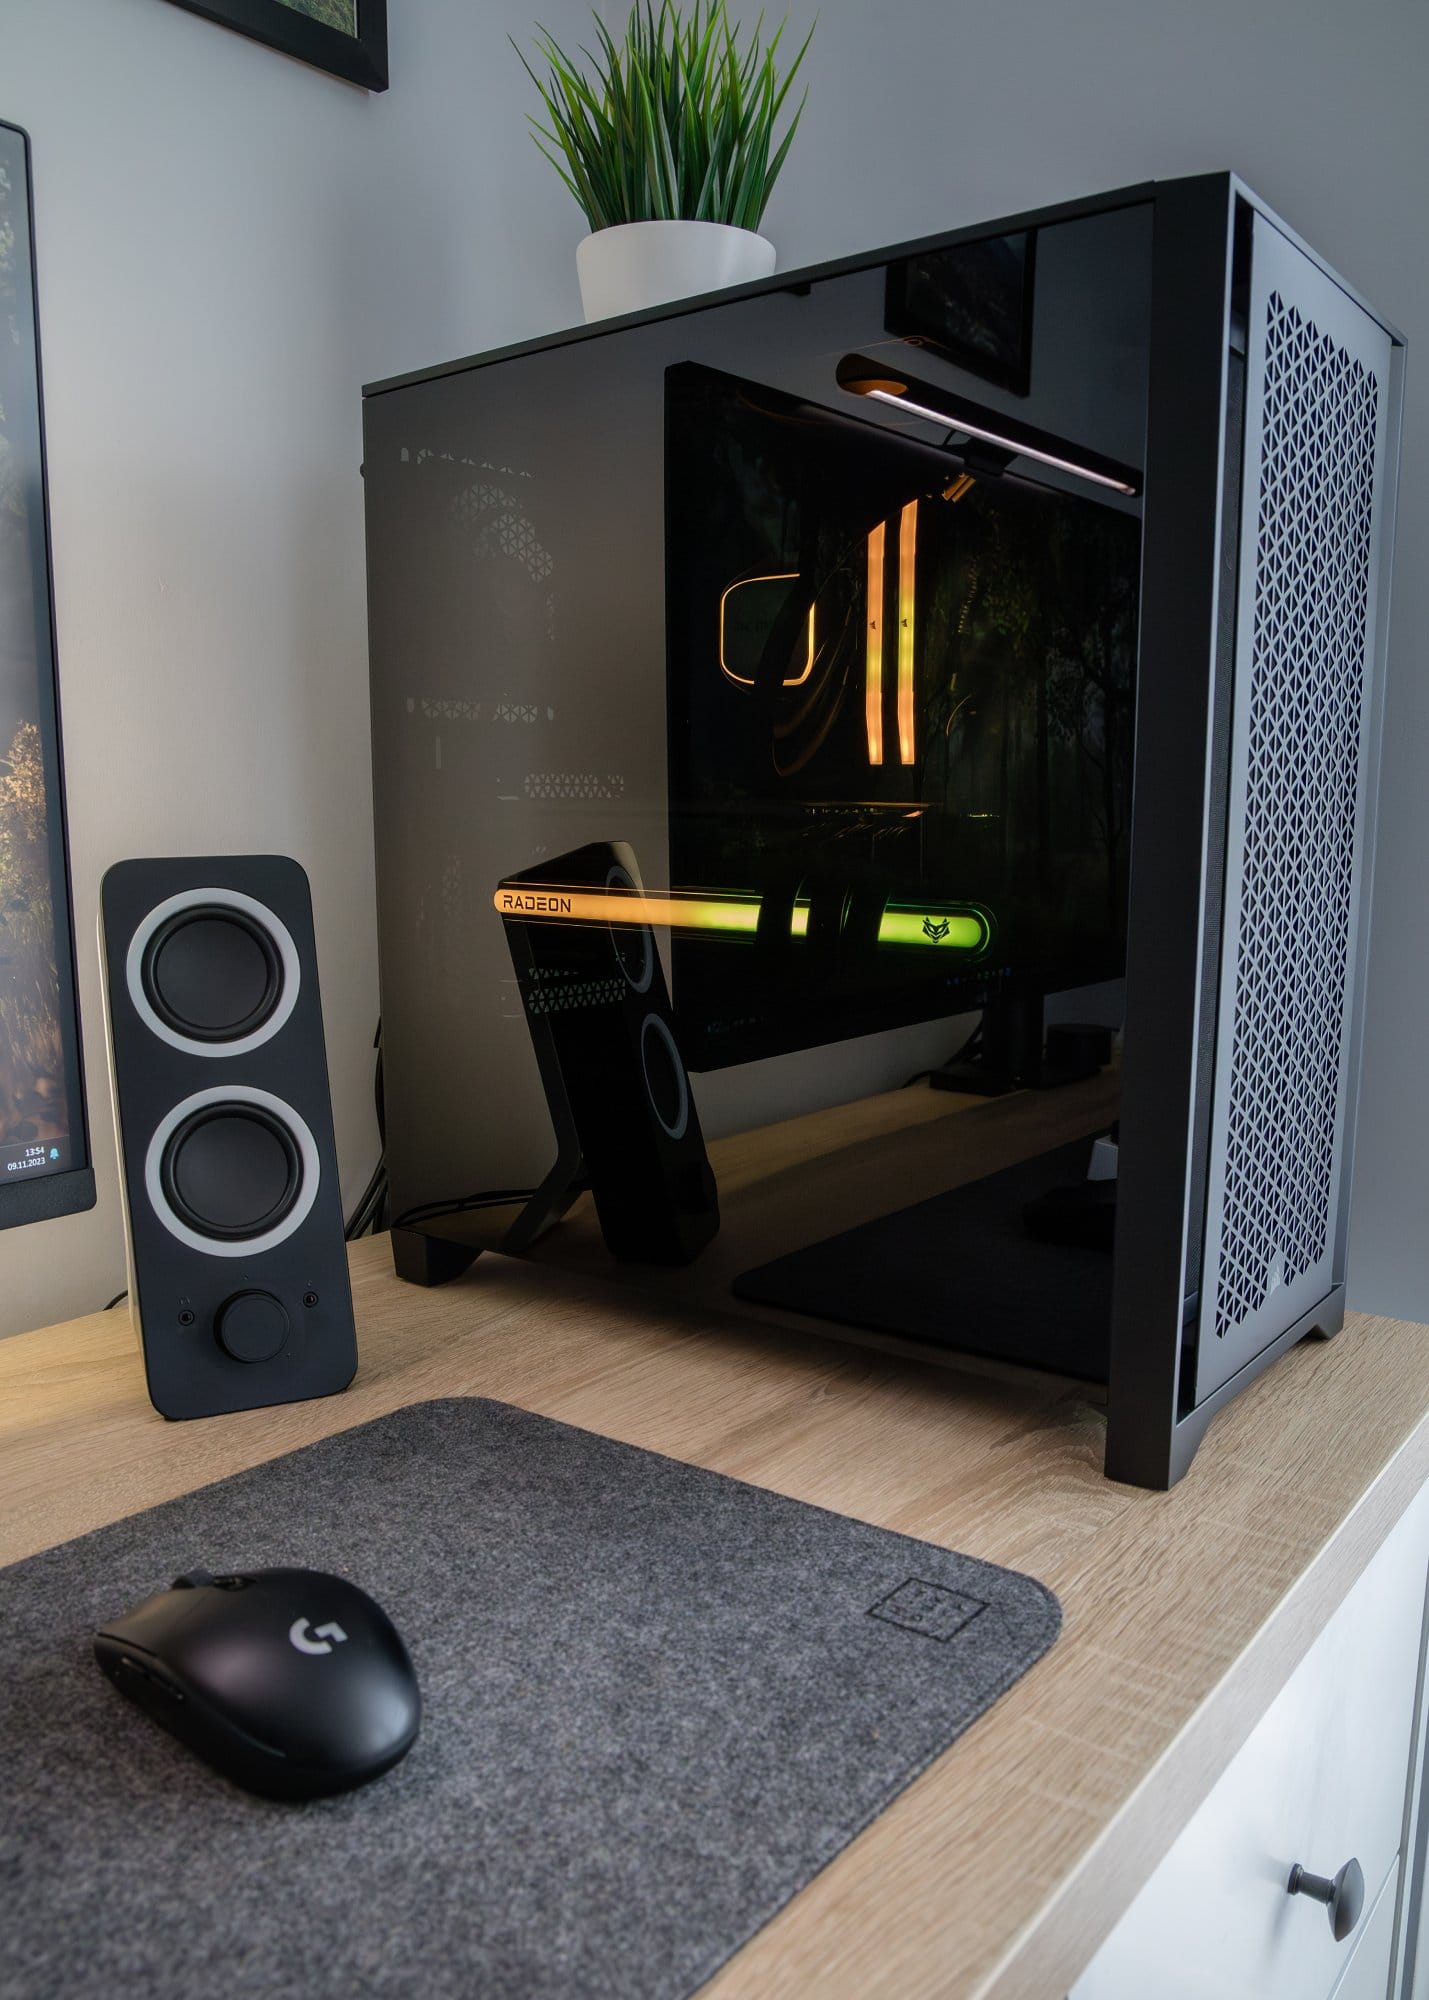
[364, 201, 1153, 1244]
[666, 360, 1141, 1069]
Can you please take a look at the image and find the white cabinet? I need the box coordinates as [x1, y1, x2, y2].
[1335, 1872, 1400, 2000]
[1072, 1484, 1429, 2000]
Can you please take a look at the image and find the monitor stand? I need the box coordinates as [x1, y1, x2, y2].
[731, 1136, 1114, 1383]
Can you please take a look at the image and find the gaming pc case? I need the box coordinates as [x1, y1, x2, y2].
[361, 173, 1404, 1488]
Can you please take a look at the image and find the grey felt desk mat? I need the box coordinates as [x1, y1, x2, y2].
[0, 1397, 1060, 2000]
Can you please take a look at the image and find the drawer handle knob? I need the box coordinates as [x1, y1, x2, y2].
[1287, 1857, 1365, 1942]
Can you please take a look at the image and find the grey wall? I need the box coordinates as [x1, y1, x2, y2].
[2, 0, 1425, 1332]
[752, 0, 1428, 1321]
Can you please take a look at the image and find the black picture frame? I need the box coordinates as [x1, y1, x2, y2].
[162, 0, 389, 91]
[884, 230, 1037, 397]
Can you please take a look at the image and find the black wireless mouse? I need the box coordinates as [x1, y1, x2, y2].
[94, 1567, 421, 1800]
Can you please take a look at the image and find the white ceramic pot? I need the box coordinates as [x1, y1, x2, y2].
[576, 219, 777, 322]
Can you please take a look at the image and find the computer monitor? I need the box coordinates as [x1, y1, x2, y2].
[664, 362, 1140, 1072]
[0, 123, 93, 1229]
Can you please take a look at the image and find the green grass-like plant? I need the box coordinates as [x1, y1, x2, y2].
[515, 3, 813, 234]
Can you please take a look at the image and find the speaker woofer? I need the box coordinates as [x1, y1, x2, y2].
[124, 887, 301, 1057]
[143, 1084, 321, 1258]
[141, 906, 284, 1044]
[159, 1103, 302, 1242]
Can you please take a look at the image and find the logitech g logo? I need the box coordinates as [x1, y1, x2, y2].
[922, 915, 951, 942]
[289, 1617, 348, 1656]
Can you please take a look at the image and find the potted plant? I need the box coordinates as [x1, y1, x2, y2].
[516, 2, 813, 322]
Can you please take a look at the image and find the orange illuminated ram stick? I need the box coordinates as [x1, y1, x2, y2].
[897, 500, 917, 765]
[865, 520, 885, 765]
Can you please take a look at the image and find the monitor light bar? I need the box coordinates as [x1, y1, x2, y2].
[836, 354, 1142, 497]
[494, 885, 989, 953]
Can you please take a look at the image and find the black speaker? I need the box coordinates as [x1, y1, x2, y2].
[99, 856, 357, 1419]
[497, 841, 719, 1265]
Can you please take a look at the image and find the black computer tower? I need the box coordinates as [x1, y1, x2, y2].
[362, 173, 1404, 1488]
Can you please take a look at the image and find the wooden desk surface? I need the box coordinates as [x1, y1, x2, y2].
[529, 1069, 1123, 1341]
[3, 1236, 1428, 1998]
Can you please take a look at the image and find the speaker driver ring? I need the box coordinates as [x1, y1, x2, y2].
[124, 888, 301, 1057]
[640, 1013, 690, 1141]
[144, 1086, 321, 1257]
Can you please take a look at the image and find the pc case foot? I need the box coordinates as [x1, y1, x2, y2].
[391, 1227, 482, 1288]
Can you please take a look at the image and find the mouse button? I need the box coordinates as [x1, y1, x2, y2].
[96, 1585, 206, 1651]
[171, 1570, 214, 1590]
[99, 1647, 148, 1689]
[129, 1587, 269, 1696]
[119, 1654, 188, 1704]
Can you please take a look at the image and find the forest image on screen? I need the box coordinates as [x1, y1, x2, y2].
[0, 138, 73, 1185]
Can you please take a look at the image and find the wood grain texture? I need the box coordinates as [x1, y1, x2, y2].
[2, 1236, 1427, 1999]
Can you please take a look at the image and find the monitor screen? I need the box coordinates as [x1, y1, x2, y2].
[665, 362, 1141, 1070]
[0, 123, 91, 1224]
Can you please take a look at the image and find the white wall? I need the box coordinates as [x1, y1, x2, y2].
[3, 0, 1426, 1333]
[0, 0, 593, 1335]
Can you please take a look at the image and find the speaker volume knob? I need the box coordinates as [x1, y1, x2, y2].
[216, 1291, 290, 1363]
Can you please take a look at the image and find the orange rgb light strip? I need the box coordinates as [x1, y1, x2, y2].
[897, 500, 917, 765]
[494, 885, 761, 933]
[494, 884, 990, 953]
[865, 521, 885, 765]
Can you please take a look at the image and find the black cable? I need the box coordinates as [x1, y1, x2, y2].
[373, 1019, 385, 1147]
[343, 1020, 530, 1238]
[344, 1158, 387, 1240]
[348, 1168, 382, 1232]
[104, 1290, 128, 1311]
[354, 1169, 387, 1222]
[344, 1020, 389, 1240]
[903, 1018, 983, 1087]
[346, 1171, 388, 1241]
[393, 1190, 536, 1231]
[370, 1022, 388, 1232]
